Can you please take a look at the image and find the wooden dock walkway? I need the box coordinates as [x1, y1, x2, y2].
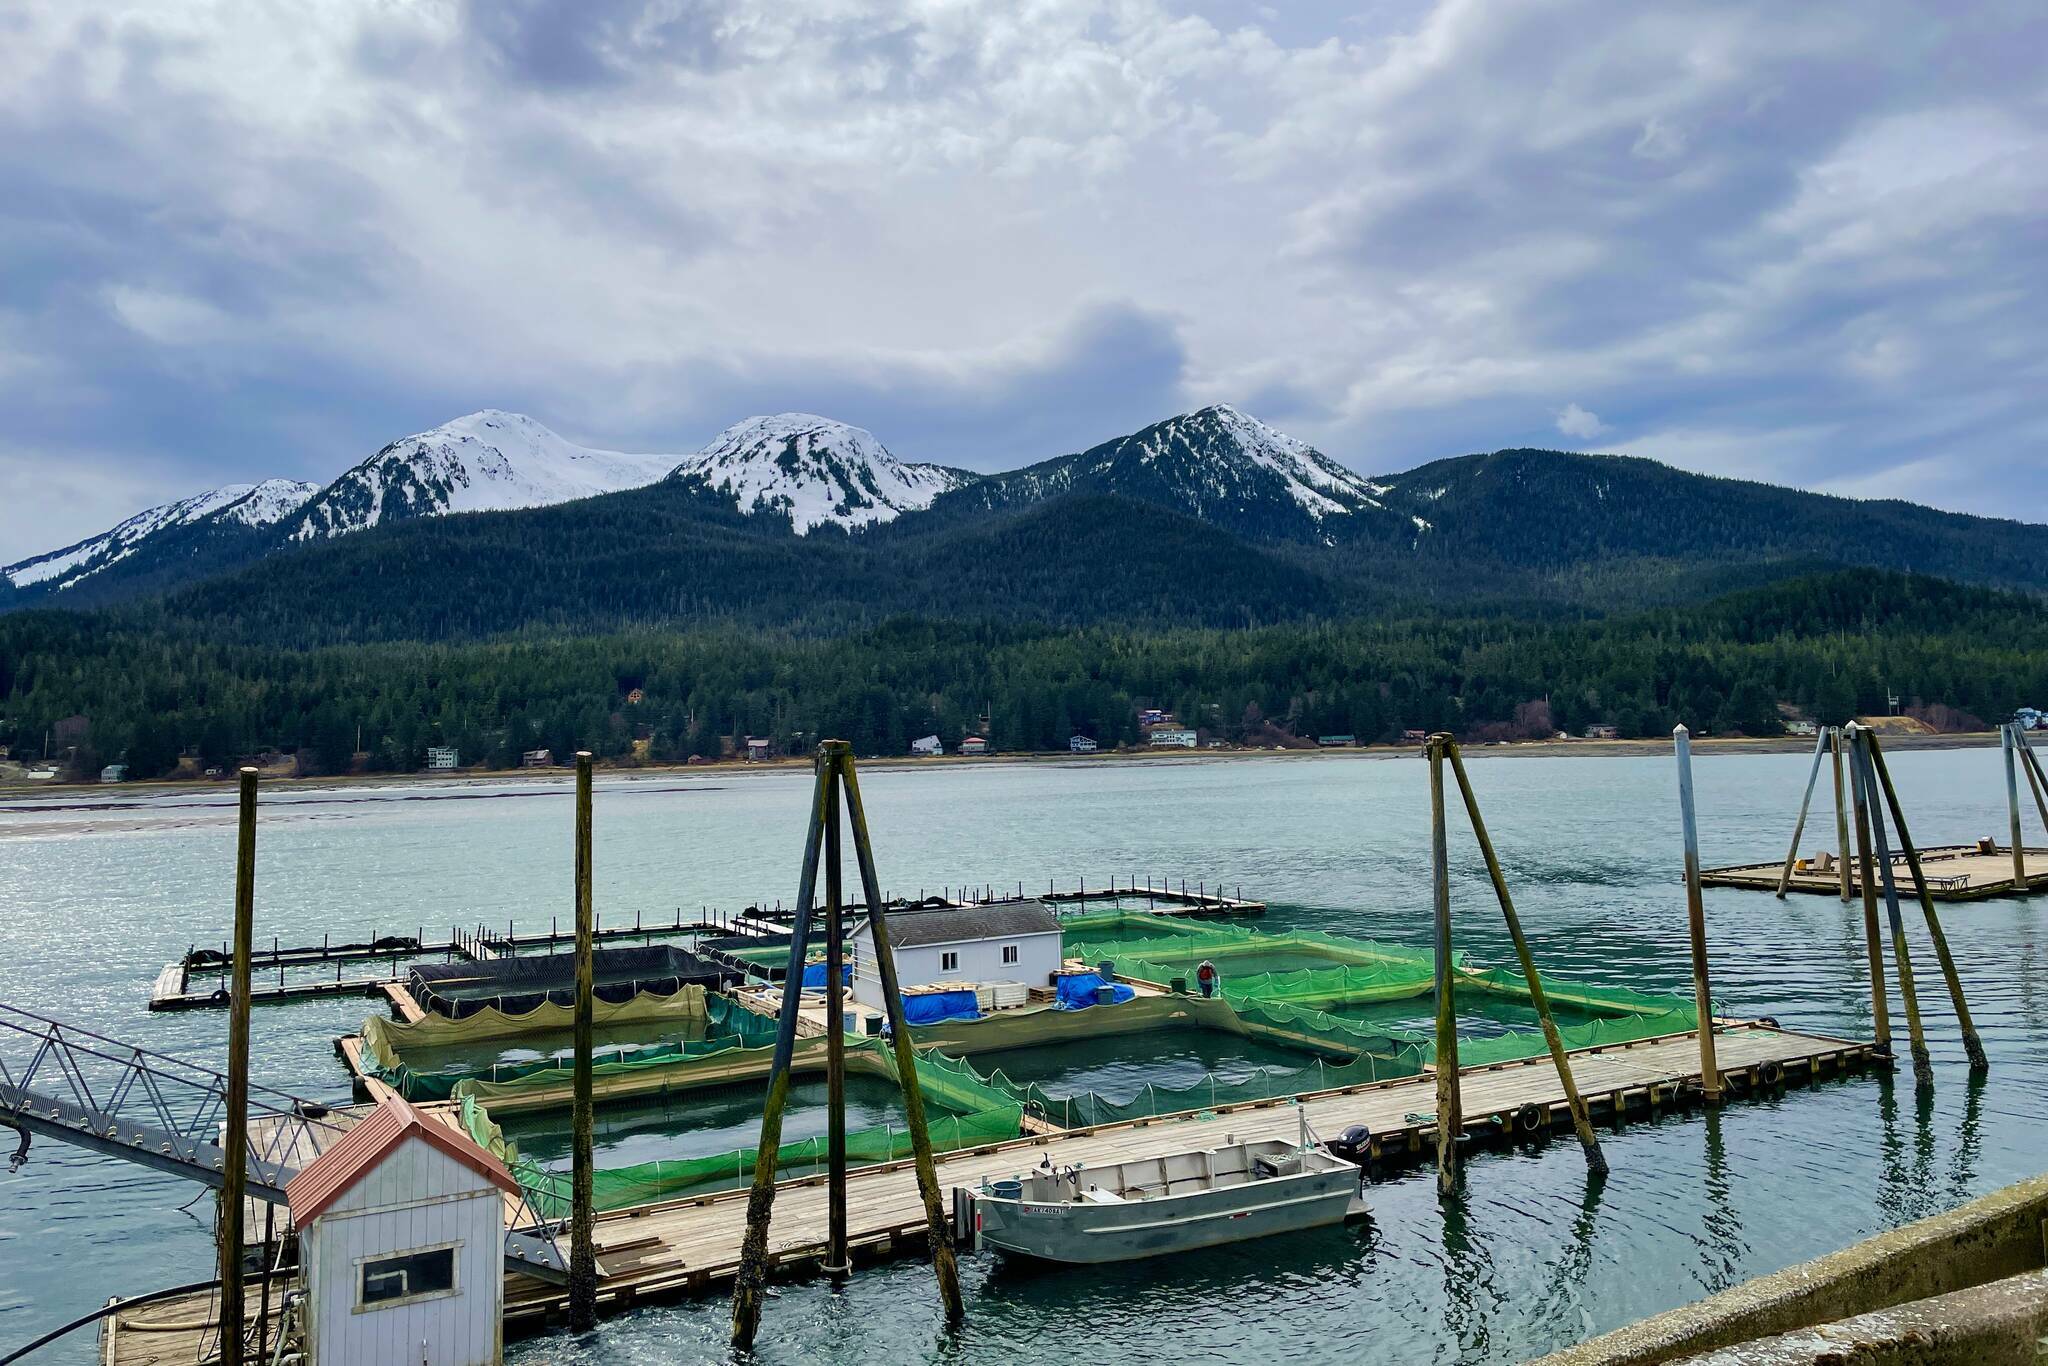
[103, 1019, 1876, 1358]
[1700, 843, 2048, 901]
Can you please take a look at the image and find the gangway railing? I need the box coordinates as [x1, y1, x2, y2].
[0, 1002, 569, 1281]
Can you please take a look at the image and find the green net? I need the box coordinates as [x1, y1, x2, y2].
[360, 988, 779, 1101]
[456, 1034, 1023, 1217]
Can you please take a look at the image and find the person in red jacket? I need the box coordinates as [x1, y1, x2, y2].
[1196, 959, 1218, 998]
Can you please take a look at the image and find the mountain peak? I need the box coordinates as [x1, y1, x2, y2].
[290, 411, 679, 540]
[674, 413, 976, 534]
[3, 477, 317, 593]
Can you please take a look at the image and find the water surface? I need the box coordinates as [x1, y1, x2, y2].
[1, 748, 2044, 1363]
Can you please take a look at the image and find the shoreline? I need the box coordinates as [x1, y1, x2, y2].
[0, 729, 2002, 803]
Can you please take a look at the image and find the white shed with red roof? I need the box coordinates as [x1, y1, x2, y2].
[284, 1095, 519, 1366]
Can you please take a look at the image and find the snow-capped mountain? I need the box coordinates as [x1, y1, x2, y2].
[290, 410, 681, 540]
[955, 404, 1406, 544]
[3, 478, 317, 593]
[671, 413, 977, 534]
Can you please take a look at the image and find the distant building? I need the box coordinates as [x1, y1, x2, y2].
[1068, 735, 1098, 753]
[1138, 708, 1168, 727]
[1317, 735, 1357, 747]
[744, 736, 774, 761]
[425, 746, 459, 770]
[910, 734, 943, 757]
[851, 900, 1062, 1009]
[1401, 729, 1428, 744]
[624, 687, 646, 705]
[2015, 707, 2047, 731]
[1785, 720, 1818, 736]
[1148, 729, 1198, 748]
[522, 748, 553, 768]
[1583, 724, 1620, 740]
[959, 735, 990, 756]
[99, 763, 129, 783]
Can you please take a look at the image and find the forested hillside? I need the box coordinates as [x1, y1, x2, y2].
[3, 571, 2039, 780]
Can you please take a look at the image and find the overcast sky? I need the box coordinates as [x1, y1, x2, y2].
[2, 0, 2043, 562]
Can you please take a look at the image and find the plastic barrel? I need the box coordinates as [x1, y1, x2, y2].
[1170, 977, 1189, 994]
[1095, 984, 1117, 1005]
[991, 1179, 1024, 1201]
[1097, 961, 1115, 981]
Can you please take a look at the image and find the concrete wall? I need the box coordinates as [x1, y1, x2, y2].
[849, 928, 1062, 1010]
[1536, 1173, 2048, 1366]
[303, 1139, 505, 1366]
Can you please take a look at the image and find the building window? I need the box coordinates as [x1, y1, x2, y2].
[358, 1245, 458, 1310]
[1001, 944, 1019, 965]
[940, 951, 959, 972]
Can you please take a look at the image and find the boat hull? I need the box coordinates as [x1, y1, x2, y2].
[972, 1165, 1361, 1264]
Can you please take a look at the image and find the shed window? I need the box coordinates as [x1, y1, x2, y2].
[940, 951, 959, 972]
[1001, 944, 1019, 965]
[359, 1245, 458, 1308]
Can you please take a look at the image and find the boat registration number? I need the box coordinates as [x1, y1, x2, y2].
[1020, 1204, 1065, 1217]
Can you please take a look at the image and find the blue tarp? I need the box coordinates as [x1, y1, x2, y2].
[800, 961, 853, 989]
[902, 989, 981, 1025]
[1054, 972, 1137, 1010]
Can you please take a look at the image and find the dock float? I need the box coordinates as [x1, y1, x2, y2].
[1699, 843, 2048, 902]
[102, 1020, 1877, 1357]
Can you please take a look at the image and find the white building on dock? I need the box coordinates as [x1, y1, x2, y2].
[851, 900, 1062, 1008]
[285, 1095, 520, 1366]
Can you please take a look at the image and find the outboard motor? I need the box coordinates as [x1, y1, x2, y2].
[1326, 1124, 1373, 1164]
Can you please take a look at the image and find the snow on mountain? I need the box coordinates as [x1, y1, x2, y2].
[672, 413, 977, 534]
[290, 410, 680, 540]
[962, 404, 1399, 544]
[4, 478, 315, 592]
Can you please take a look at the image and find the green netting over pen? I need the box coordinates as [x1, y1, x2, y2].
[456, 1035, 1023, 1217]
[1065, 920, 1701, 1073]
[359, 988, 781, 1101]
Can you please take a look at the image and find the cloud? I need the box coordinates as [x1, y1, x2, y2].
[0, 0, 2044, 560]
[1554, 403, 1606, 441]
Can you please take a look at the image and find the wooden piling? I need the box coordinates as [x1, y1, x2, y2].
[1829, 727, 1853, 902]
[2001, 723, 2027, 893]
[1775, 728, 1830, 898]
[823, 751, 849, 1279]
[1844, 725, 1892, 1054]
[1444, 741, 1606, 1173]
[2013, 724, 2048, 849]
[569, 751, 597, 1332]
[1852, 736, 1931, 1088]
[1673, 726, 1722, 1101]
[218, 767, 257, 1366]
[729, 752, 832, 1351]
[1426, 735, 1461, 1194]
[839, 747, 965, 1328]
[1865, 731, 1986, 1071]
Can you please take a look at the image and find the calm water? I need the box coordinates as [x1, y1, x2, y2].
[2, 749, 2045, 1364]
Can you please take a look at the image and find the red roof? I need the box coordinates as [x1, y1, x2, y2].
[285, 1095, 518, 1225]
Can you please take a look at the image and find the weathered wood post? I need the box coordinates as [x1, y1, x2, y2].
[1775, 728, 1831, 897]
[1842, 724, 1892, 1054]
[1865, 731, 1986, 1071]
[1673, 726, 1722, 1101]
[839, 747, 966, 1327]
[1852, 734, 1931, 1088]
[219, 766, 258, 1366]
[1828, 727, 1853, 902]
[1444, 741, 1606, 1173]
[569, 751, 598, 1331]
[1425, 734, 1462, 1194]
[729, 751, 832, 1351]
[2001, 722, 2027, 894]
[822, 742, 850, 1280]
[2013, 723, 2048, 854]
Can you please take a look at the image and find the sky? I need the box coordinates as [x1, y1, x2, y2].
[2, 0, 2044, 563]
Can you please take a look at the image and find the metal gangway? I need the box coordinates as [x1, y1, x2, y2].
[0, 1002, 569, 1280]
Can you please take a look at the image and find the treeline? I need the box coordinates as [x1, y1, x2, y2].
[2, 571, 2042, 780]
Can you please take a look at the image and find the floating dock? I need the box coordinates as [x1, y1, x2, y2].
[147, 879, 1263, 1010]
[1699, 844, 2048, 902]
[104, 1018, 1878, 1357]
